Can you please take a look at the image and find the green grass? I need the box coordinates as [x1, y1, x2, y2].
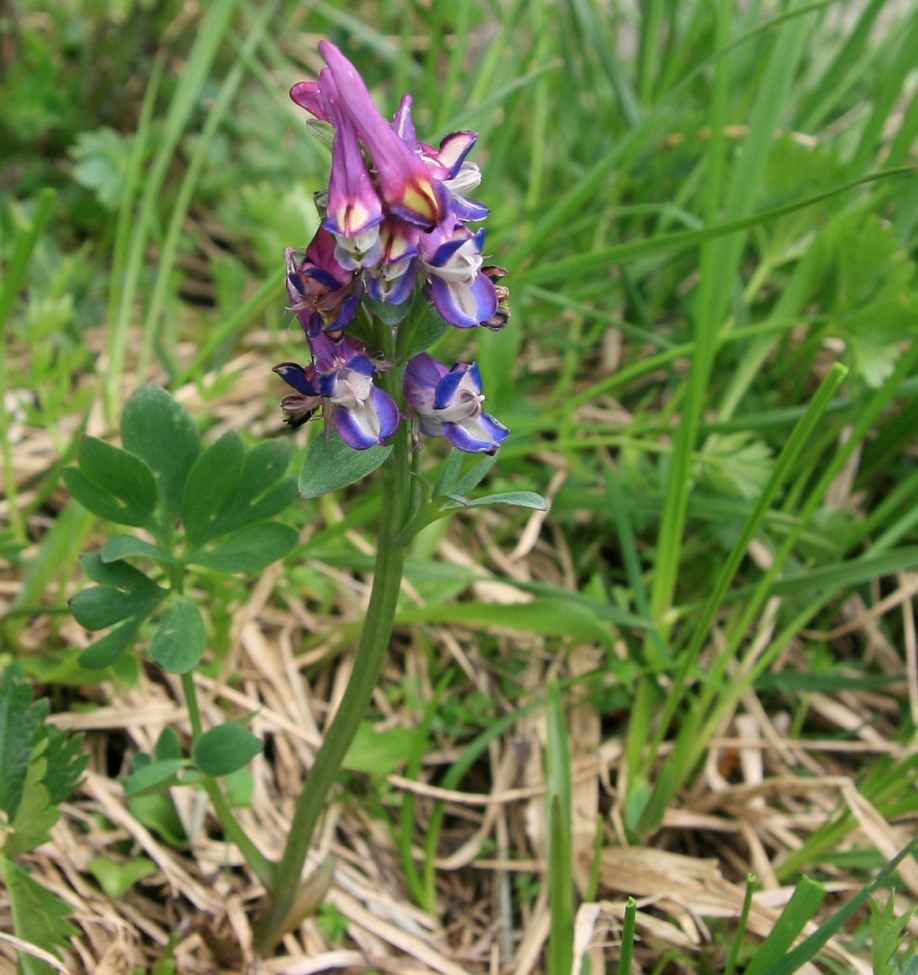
[2, 0, 918, 971]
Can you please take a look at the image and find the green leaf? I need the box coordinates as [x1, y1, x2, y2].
[187, 520, 298, 573]
[744, 876, 826, 975]
[154, 726, 183, 762]
[192, 723, 262, 777]
[87, 855, 158, 897]
[41, 725, 87, 806]
[121, 758, 189, 797]
[121, 385, 201, 520]
[3, 755, 58, 856]
[298, 431, 392, 498]
[697, 432, 774, 500]
[76, 435, 158, 520]
[193, 438, 297, 540]
[127, 793, 187, 848]
[64, 466, 155, 529]
[101, 534, 177, 566]
[440, 491, 549, 511]
[80, 550, 153, 588]
[181, 431, 245, 547]
[148, 597, 207, 674]
[344, 722, 416, 775]
[397, 598, 612, 643]
[0, 666, 48, 822]
[1, 858, 78, 972]
[78, 617, 143, 670]
[70, 585, 145, 630]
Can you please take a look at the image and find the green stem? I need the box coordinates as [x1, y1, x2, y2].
[180, 673, 275, 888]
[254, 374, 411, 952]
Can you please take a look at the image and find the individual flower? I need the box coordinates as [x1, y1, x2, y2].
[419, 220, 498, 328]
[273, 361, 323, 428]
[285, 234, 362, 337]
[404, 353, 508, 454]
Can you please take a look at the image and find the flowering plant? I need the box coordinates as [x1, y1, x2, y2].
[64, 39, 545, 957]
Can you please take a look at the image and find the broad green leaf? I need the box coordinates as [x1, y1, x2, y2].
[100, 534, 177, 566]
[0, 666, 48, 821]
[697, 432, 774, 500]
[121, 385, 200, 520]
[181, 430, 245, 547]
[70, 585, 145, 630]
[88, 855, 158, 897]
[441, 491, 549, 511]
[187, 520, 298, 573]
[149, 597, 207, 674]
[78, 617, 143, 669]
[1, 858, 78, 973]
[63, 466, 154, 529]
[128, 793, 187, 848]
[298, 431, 392, 498]
[77, 436, 158, 519]
[121, 758, 188, 797]
[193, 723, 262, 777]
[80, 550, 154, 588]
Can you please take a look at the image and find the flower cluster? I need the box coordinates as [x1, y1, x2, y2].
[275, 41, 509, 454]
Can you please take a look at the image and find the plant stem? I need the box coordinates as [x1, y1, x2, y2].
[254, 376, 411, 952]
[180, 673, 275, 888]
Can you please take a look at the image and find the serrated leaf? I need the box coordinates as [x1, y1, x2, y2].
[181, 431, 245, 547]
[88, 855, 158, 897]
[0, 665, 48, 822]
[41, 725, 87, 806]
[187, 520, 298, 573]
[121, 385, 200, 520]
[1, 858, 78, 972]
[697, 432, 774, 500]
[441, 491, 549, 511]
[121, 758, 189, 796]
[148, 597, 207, 674]
[299, 431, 392, 498]
[78, 617, 143, 669]
[77, 436, 158, 520]
[3, 754, 58, 856]
[192, 723, 262, 777]
[100, 535, 177, 566]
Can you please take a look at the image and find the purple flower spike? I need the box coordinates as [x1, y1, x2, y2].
[404, 353, 508, 454]
[420, 224, 498, 328]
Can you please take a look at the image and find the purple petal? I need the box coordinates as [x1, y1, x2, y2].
[290, 82, 329, 122]
[274, 362, 320, 397]
[443, 411, 509, 454]
[427, 272, 498, 329]
[333, 386, 399, 449]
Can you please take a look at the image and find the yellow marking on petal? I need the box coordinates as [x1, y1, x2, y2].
[342, 201, 372, 235]
[402, 181, 440, 223]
